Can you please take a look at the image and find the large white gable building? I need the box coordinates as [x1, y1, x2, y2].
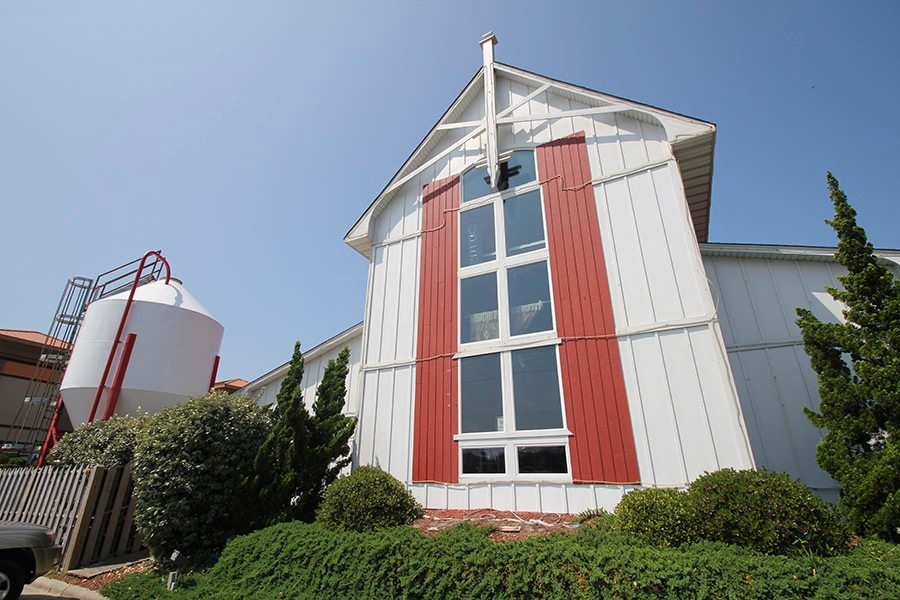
[243, 36, 900, 513]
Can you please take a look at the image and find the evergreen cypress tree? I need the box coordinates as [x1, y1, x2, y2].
[254, 343, 357, 522]
[796, 173, 900, 541]
[305, 346, 357, 516]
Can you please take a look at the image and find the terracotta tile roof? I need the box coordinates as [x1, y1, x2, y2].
[212, 378, 249, 389]
[0, 329, 69, 350]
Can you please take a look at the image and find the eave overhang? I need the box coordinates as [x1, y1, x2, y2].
[700, 242, 900, 268]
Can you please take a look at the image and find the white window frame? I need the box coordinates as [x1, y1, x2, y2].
[458, 438, 573, 482]
[457, 168, 557, 353]
[454, 149, 572, 481]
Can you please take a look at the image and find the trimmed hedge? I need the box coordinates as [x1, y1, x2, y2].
[688, 468, 848, 556]
[614, 469, 849, 556]
[614, 487, 693, 547]
[317, 466, 423, 532]
[103, 521, 900, 600]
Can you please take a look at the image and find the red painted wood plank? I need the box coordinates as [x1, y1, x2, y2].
[538, 133, 640, 484]
[544, 138, 601, 480]
[539, 147, 587, 478]
[564, 141, 611, 480]
[567, 140, 618, 482]
[413, 175, 460, 483]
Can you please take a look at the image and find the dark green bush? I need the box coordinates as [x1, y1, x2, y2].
[103, 521, 900, 600]
[687, 468, 849, 556]
[611, 470, 849, 556]
[47, 416, 146, 466]
[132, 391, 270, 568]
[614, 487, 694, 547]
[316, 465, 423, 532]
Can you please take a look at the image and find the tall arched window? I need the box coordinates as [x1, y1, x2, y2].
[456, 149, 570, 479]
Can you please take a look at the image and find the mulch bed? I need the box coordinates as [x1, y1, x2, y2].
[52, 560, 152, 591]
[413, 509, 579, 541]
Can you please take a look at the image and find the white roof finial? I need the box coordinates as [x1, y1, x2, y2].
[480, 31, 498, 50]
[480, 32, 498, 66]
[480, 32, 500, 189]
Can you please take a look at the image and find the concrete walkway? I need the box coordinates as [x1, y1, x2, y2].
[22, 577, 107, 600]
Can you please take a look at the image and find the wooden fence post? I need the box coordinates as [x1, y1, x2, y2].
[2, 463, 144, 572]
[59, 467, 104, 572]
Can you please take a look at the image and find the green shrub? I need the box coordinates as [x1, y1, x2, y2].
[611, 470, 850, 556]
[103, 520, 900, 600]
[102, 568, 202, 600]
[131, 391, 270, 568]
[316, 466, 423, 532]
[687, 468, 849, 556]
[47, 416, 146, 466]
[614, 487, 694, 547]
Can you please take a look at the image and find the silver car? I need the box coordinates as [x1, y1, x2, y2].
[0, 522, 61, 600]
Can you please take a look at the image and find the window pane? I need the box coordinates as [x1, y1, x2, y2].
[462, 150, 536, 202]
[504, 190, 545, 256]
[462, 448, 506, 474]
[462, 165, 492, 203]
[460, 205, 496, 267]
[461, 273, 498, 343]
[504, 150, 537, 189]
[461, 354, 503, 433]
[512, 345, 563, 430]
[517, 446, 568, 474]
[507, 261, 553, 336]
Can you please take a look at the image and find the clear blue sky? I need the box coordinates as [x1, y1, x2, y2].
[2, 1, 898, 381]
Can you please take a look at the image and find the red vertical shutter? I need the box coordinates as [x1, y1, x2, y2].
[538, 133, 641, 484]
[413, 175, 460, 483]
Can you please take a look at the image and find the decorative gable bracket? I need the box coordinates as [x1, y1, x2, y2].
[345, 35, 717, 254]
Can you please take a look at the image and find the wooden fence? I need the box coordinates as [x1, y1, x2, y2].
[0, 464, 144, 570]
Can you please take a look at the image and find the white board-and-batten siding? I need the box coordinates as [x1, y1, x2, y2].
[354, 74, 754, 513]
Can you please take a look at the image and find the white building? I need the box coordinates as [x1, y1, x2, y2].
[242, 35, 900, 514]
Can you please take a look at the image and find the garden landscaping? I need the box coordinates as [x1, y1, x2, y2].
[49, 384, 899, 599]
[101, 516, 898, 599]
[99, 468, 899, 599]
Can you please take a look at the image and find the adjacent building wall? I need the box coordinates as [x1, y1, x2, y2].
[247, 327, 362, 416]
[1, 332, 75, 444]
[702, 248, 900, 502]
